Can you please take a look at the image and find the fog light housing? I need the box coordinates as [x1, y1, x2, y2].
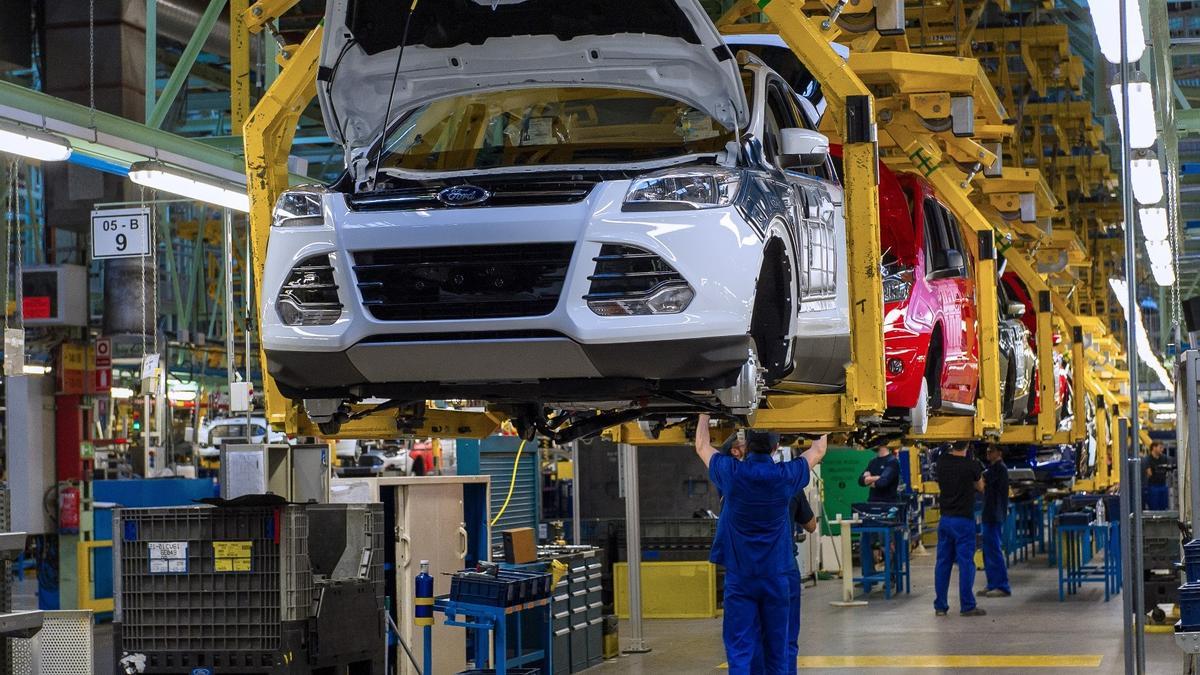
[587, 283, 695, 317]
[276, 254, 342, 326]
[887, 358, 905, 375]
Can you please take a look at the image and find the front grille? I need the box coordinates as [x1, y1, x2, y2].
[353, 243, 575, 321]
[584, 244, 686, 300]
[347, 179, 596, 211]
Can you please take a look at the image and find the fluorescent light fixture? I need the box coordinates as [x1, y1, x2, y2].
[21, 364, 51, 375]
[168, 389, 197, 402]
[128, 160, 250, 212]
[1148, 401, 1175, 412]
[1110, 278, 1174, 390]
[1138, 206, 1168, 241]
[1130, 156, 1163, 205]
[111, 386, 135, 399]
[1110, 79, 1158, 149]
[0, 121, 72, 162]
[1089, 0, 1146, 64]
[1151, 262, 1176, 287]
[1146, 239, 1173, 266]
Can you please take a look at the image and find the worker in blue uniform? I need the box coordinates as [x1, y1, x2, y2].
[695, 414, 828, 675]
[980, 444, 1012, 597]
[933, 441, 987, 617]
[858, 445, 901, 591]
[1143, 442, 1170, 510]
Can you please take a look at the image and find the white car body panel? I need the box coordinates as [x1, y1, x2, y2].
[261, 184, 769, 354]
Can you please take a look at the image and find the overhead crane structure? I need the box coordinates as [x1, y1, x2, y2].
[239, 0, 1134, 452]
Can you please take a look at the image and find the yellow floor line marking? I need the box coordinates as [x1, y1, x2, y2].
[1144, 624, 1174, 634]
[717, 655, 1103, 669]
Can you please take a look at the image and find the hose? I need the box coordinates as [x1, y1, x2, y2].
[386, 609, 423, 675]
[490, 438, 527, 527]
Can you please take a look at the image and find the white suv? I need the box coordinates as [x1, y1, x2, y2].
[261, 0, 849, 438]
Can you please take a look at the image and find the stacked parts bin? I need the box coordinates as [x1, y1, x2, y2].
[1177, 539, 1200, 632]
[112, 503, 385, 674]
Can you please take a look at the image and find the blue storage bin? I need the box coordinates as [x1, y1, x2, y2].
[1184, 540, 1200, 584]
[1178, 582, 1200, 631]
[450, 568, 552, 607]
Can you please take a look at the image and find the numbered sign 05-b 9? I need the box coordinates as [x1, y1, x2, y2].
[91, 208, 151, 259]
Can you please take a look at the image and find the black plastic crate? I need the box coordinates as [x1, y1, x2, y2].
[450, 569, 552, 608]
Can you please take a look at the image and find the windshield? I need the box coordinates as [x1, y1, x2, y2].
[376, 87, 734, 174]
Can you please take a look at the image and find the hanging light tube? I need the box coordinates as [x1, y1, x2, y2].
[1151, 262, 1176, 287]
[1138, 206, 1168, 241]
[1145, 239, 1172, 266]
[0, 120, 72, 162]
[1110, 78, 1158, 149]
[128, 160, 250, 213]
[1130, 155, 1164, 205]
[1090, 0, 1146, 64]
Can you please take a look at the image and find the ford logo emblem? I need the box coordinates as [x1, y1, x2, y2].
[437, 185, 491, 207]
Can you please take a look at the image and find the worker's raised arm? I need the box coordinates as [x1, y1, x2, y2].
[801, 435, 829, 469]
[694, 413, 718, 468]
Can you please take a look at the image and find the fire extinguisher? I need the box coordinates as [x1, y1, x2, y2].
[58, 484, 80, 534]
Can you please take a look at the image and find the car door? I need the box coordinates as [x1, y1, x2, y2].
[921, 198, 960, 402]
[931, 201, 976, 406]
[762, 79, 837, 310]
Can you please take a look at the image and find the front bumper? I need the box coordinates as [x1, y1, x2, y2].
[266, 334, 751, 399]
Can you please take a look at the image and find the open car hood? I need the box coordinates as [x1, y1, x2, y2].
[319, 0, 748, 171]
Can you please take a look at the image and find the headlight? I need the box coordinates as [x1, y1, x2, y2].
[882, 268, 914, 303]
[273, 187, 326, 227]
[623, 168, 741, 211]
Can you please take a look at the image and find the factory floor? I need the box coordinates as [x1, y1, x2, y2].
[595, 550, 1180, 674]
[14, 548, 1181, 674]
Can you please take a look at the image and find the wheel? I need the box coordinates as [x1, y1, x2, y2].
[318, 419, 342, 435]
[909, 345, 943, 434]
[1002, 360, 1017, 420]
[750, 243, 794, 382]
[910, 375, 930, 435]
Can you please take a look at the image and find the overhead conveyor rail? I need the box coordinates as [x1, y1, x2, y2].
[238, 0, 1136, 450]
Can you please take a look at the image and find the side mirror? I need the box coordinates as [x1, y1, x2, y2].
[1006, 302, 1026, 318]
[780, 128, 830, 168]
[928, 249, 965, 280]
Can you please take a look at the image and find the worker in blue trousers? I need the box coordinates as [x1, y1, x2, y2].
[695, 414, 828, 675]
[1143, 442, 1170, 510]
[750, 491, 819, 675]
[933, 441, 987, 617]
[858, 444, 901, 589]
[979, 444, 1012, 597]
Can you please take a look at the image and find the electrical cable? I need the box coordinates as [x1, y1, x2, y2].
[385, 606, 423, 675]
[490, 438, 527, 527]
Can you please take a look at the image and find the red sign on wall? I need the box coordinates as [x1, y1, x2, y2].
[23, 296, 50, 319]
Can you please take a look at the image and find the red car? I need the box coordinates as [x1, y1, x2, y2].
[878, 166, 980, 433]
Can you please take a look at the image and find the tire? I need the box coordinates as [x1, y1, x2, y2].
[1002, 360, 1017, 421]
[750, 244, 794, 382]
[910, 375, 930, 435]
[412, 458, 427, 477]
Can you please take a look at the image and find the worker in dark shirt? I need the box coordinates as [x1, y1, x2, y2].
[695, 415, 828, 675]
[1144, 441, 1170, 510]
[859, 444, 901, 502]
[980, 444, 1011, 597]
[933, 441, 986, 617]
[857, 445, 901, 588]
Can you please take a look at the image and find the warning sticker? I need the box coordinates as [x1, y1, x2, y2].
[213, 541, 252, 573]
[147, 541, 188, 574]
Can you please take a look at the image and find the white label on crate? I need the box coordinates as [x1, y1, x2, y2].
[147, 541, 188, 574]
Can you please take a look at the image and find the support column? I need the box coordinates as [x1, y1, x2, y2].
[223, 207, 235, 404]
[620, 443, 650, 654]
[570, 441, 582, 545]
